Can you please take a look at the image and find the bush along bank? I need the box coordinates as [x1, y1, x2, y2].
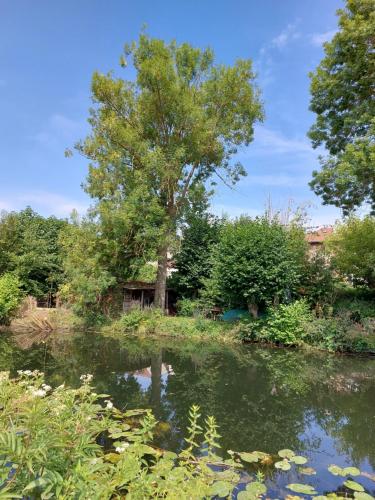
[1, 370, 373, 499]
[237, 299, 375, 354]
[103, 299, 375, 355]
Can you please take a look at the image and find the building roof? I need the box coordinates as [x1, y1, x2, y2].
[305, 226, 333, 244]
[123, 280, 172, 291]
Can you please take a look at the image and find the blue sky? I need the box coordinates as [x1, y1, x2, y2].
[0, 0, 344, 225]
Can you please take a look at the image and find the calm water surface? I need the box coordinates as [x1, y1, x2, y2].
[1, 330, 375, 497]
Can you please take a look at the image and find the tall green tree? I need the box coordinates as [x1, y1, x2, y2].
[76, 34, 263, 309]
[0, 207, 67, 300]
[209, 217, 304, 317]
[308, 0, 375, 214]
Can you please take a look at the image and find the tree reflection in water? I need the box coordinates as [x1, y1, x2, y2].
[1, 331, 375, 483]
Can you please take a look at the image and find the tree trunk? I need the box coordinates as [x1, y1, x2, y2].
[154, 240, 169, 311]
[248, 302, 258, 318]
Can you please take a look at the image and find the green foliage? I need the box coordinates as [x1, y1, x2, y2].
[263, 300, 313, 346]
[304, 315, 375, 353]
[176, 298, 203, 317]
[0, 207, 67, 299]
[308, 0, 375, 213]
[0, 372, 246, 499]
[210, 216, 305, 313]
[170, 213, 221, 298]
[75, 33, 263, 306]
[328, 216, 375, 289]
[0, 274, 23, 324]
[105, 308, 237, 341]
[59, 216, 117, 320]
[300, 250, 336, 309]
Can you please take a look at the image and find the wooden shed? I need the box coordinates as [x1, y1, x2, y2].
[122, 281, 175, 314]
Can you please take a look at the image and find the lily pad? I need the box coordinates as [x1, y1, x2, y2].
[237, 491, 254, 500]
[278, 449, 295, 459]
[291, 456, 307, 465]
[246, 482, 267, 495]
[328, 464, 345, 476]
[287, 483, 317, 495]
[354, 493, 374, 500]
[275, 460, 291, 471]
[238, 452, 260, 463]
[299, 466, 316, 475]
[344, 480, 365, 492]
[209, 480, 233, 497]
[343, 466, 361, 476]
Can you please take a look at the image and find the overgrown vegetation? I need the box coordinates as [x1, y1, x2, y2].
[0, 274, 23, 325]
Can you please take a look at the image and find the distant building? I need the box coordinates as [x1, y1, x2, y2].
[305, 226, 333, 255]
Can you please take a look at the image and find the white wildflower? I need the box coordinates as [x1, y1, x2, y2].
[105, 400, 114, 410]
[80, 374, 93, 384]
[32, 389, 47, 398]
[115, 443, 129, 453]
[55, 383, 65, 391]
[42, 384, 52, 392]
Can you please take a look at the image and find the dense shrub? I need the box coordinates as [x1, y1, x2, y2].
[262, 300, 313, 346]
[209, 217, 306, 316]
[0, 273, 23, 324]
[176, 298, 203, 317]
[304, 316, 375, 353]
[105, 308, 236, 341]
[328, 216, 375, 289]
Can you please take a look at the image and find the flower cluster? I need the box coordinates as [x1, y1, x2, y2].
[115, 443, 129, 453]
[80, 374, 93, 384]
[105, 400, 113, 410]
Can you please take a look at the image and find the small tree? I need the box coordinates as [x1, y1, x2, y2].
[328, 216, 375, 289]
[0, 273, 23, 324]
[170, 212, 221, 298]
[210, 217, 302, 317]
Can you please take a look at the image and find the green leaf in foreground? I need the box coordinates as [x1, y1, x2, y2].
[209, 480, 233, 498]
[287, 483, 317, 495]
[354, 493, 375, 500]
[237, 482, 267, 499]
[344, 480, 365, 492]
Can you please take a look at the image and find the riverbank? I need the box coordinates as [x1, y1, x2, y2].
[101, 305, 375, 355]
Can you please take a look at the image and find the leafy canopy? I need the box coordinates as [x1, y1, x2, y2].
[170, 211, 222, 298]
[209, 216, 304, 311]
[0, 207, 67, 298]
[75, 33, 263, 305]
[0, 273, 23, 324]
[308, 0, 375, 213]
[327, 216, 375, 289]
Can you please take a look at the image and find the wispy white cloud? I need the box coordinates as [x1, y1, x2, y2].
[0, 191, 89, 217]
[34, 113, 86, 148]
[255, 20, 300, 87]
[310, 29, 337, 47]
[251, 125, 314, 155]
[246, 173, 308, 187]
[271, 22, 300, 49]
